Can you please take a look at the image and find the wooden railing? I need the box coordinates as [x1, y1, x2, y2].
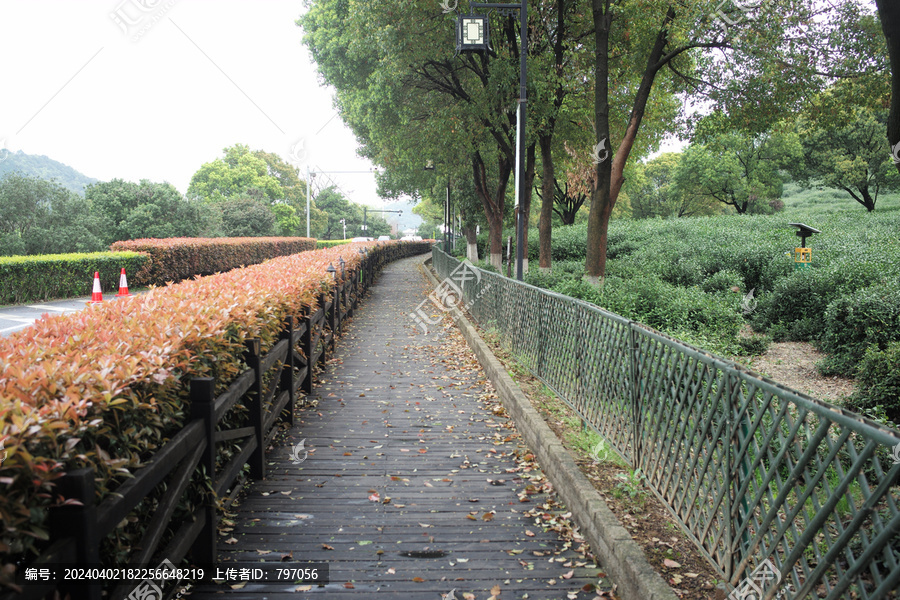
[2, 242, 427, 600]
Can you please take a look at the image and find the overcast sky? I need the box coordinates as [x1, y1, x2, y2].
[0, 0, 412, 222]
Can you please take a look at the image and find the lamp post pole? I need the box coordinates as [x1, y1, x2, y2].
[464, 1, 527, 280]
[515, 0, 527, 281]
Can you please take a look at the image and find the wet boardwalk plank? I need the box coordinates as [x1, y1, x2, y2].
[187, 255, 612, 600]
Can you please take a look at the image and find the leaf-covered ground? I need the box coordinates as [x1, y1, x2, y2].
[187, 255, 617, 599]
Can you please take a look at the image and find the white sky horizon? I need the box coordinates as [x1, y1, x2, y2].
[0, 0, 422, 226]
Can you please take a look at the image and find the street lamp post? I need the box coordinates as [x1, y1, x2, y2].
[367, 207, 403, 237]
[424, 162, 451, 254]
[456, 1, 527, 280]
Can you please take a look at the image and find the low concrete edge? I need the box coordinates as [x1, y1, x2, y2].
[418, 255, 679, 600]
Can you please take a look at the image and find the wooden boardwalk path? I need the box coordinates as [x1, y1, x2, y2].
[187, 255, 612, 599]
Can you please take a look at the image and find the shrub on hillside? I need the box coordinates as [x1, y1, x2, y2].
[551, 275, 743, 355]
[751, 260, 885, 342]
[817, 280, 900, 377]
[845, 342, 900, 423]
[701, 269, 744, 294]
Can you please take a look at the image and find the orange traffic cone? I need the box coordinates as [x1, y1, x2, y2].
[115, 268, 132, 297]
[89, 271, 104, 303]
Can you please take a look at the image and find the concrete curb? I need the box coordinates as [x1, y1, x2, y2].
[418, 256, 679, 600]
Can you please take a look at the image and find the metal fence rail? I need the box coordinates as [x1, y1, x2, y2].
[432, 247, 900, 600]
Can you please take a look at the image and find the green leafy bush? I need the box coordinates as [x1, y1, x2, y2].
[817, 280, 900, 376]
[845, 342, 900, 423]
[701, 269, 744, 294]
[316, 239, 353, 248]
[751, 260, 886, 342]
[0, 252, 149, 305]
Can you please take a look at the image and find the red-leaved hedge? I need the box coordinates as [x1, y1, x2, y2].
[0, 241, 431, 569]
[110, 237, 317, 287]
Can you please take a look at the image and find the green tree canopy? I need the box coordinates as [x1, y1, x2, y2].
[219, 198, 277, 237]
[0, 172, 104, 256]
[86, 179, 214, 245]
[673, 131, 796, 215]
[188, 144, 285, 204]
[789, 89, 900, 212]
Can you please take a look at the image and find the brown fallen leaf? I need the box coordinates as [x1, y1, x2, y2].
[295, 585, 312, 591]
[491, 584, 501, 595]
[224, 537, 238, 545]
[561, 569, 574, 579]
[322, 543, 334, 550]
[412, 576, 426, 582]
[343, 582, 355, 589]
[663, 558, 681, 568]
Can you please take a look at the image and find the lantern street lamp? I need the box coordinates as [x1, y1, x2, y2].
[327, 263, 337, 280]
[338, 255, 345, 279]
[456, 1, 527, 280]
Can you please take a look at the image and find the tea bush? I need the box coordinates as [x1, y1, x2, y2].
[817, 280, 900, 377]
[848, 342, 900, 422]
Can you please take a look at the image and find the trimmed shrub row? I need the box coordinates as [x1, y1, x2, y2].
[110, 237, 317, 287]
[0, 252, 150, 306]
[316, 239, 353, 248]
[0, 241, 430, 567]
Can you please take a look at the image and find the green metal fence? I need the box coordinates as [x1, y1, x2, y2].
[432, 248, 900, 600]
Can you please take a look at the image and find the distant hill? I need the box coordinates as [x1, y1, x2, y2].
[0, 150, 98, 196]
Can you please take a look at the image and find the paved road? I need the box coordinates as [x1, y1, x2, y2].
[0, 294, 140, 337]
[187, 254, 610, 599]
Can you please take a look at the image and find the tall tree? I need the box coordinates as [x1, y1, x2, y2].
[188, 144, 285, 204]
[583, 0, 881, 282]
[299, 1, 606, 270]
[87, 179, 213, 245]
[791, 105, 899, 211]
[0, 173, 104, 256]
[673, 132, 791, 215]
[874, 0, 899, 173]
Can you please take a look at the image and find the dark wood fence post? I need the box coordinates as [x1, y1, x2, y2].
[334, 279, 342, 336]
[302, 306, 314, 395]
[244, 339, 266, 479]
[49, 468, 101, 600]
[280, 316, 295, 427]
[327, 289, 337, 352]
[190, 377, 217, 566]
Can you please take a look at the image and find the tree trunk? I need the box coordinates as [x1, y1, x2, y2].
[585, 5, 676, 281]
[473, 151, 511, 270]
[859, 186, 877, 212]
[876, 0, 900, 175]
[585, 0, 613, 283]
[519, 143, 536, 273]
[538, 134, 554, 272]
[463, 225, 479, 262]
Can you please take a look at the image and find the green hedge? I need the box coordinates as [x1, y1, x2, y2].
[316, 239, 353, 248]
[110, 237, 317, 287]
[0, 252, 150, 305]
